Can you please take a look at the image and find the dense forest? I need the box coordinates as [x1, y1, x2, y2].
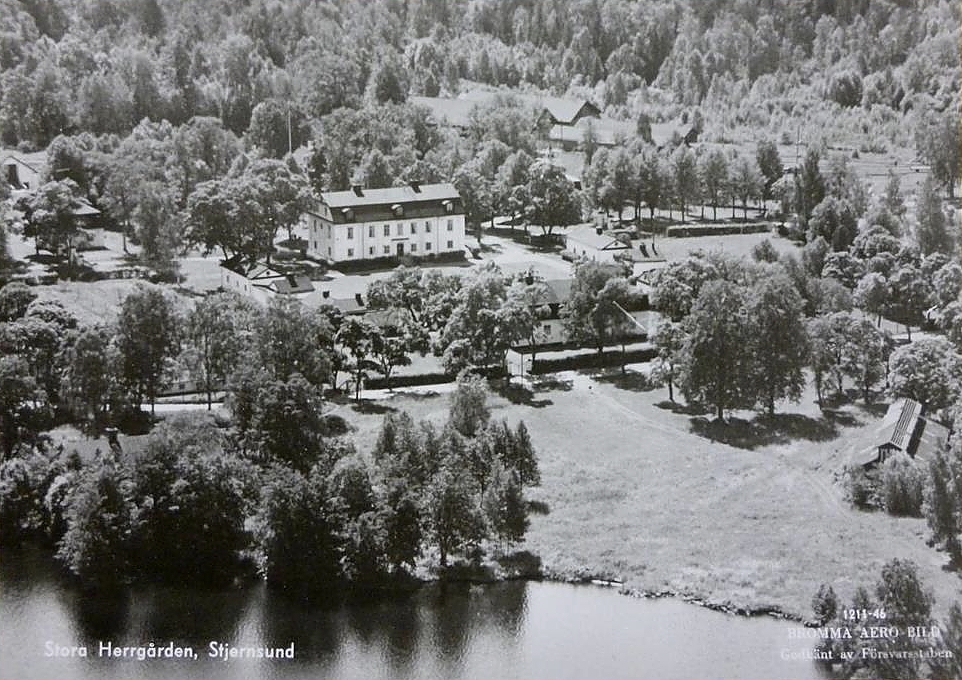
[1, 0, 958, 150]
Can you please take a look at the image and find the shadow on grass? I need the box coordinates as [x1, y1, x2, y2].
[495, 383, 553, 408]
[655, 400, 709, 416]
[350, 400, 397, 415]
[819, 408, 861, 428]
[854, 401, 889, 418]
[594, 371, 658, 392]
[689, 412, 842, 450]
[527, 500, 550, 515]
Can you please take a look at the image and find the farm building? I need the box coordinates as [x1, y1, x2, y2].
[1, 152, 42, 190]
[304, 182, 466, 264]
[853, 398, 950, 469]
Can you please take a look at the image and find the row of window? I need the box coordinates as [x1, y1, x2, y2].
[343, 241, 456, 258]
[342, 220, 456, 240]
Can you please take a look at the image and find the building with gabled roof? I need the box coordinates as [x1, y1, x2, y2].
[564, 225, 631, 264]
[1, 152, 42, 190]
[304, 182, 466, 264]
[853, 398, 950, 468]
[220, 259, 315, 304]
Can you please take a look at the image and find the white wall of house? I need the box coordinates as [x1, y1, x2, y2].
[220, 267, 269, 304]
[306, 214, 466, 262]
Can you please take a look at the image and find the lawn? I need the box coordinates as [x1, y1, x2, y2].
[653, 231, 801, 262]
[334, 369, 962, 621]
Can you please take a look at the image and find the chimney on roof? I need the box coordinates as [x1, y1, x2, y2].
[409, 180, 421, 193]
[322, 290, 330, 299]
[352, 184, 364, 197]
[595, 227, 603, 235]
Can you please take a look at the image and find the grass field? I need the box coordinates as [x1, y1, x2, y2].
[332, 369, 962, 621]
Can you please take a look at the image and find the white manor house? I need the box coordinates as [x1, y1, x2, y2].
[305, 182, 466, 264]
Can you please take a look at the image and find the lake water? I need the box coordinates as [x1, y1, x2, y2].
[0, 548, 829, 680]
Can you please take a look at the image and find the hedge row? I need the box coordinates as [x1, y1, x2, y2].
[531, 347, 657, 374]
[333, 250, 466, 274]
[364, 365, 506, 390]
[365, 372, 454, 390]
[666, 223, 772, 237]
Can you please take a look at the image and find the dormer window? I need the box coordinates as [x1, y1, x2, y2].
[442, 199, 453, 213]
[392, 203, 404, 217]
[341, 207, 353, 222]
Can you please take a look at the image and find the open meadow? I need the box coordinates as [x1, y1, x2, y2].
[330, 369, 962, 621]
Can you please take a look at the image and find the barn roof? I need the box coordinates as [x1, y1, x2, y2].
[875, 399, 922, 451]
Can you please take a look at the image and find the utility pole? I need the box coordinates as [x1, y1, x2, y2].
[287, 106, 293, 155]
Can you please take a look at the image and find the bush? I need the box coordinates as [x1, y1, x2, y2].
[880, 454, 925, 517]
[334, 250, 466, 273]
[250, 465, 345, 593]
[666, 224, 771, 237]
[0, 449, 68, 545]
[844, 464, 878, 509]
[56, 458, 135, 586]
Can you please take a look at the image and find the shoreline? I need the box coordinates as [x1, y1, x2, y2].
[9, 542, 809, 624]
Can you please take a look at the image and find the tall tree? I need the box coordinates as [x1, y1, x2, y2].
[887, 338, 962, 412]
[699, 149, 729, 221]
[915, 176, 955, 257]
[115, 287, 180, 414]
[182, 293, 255, 409]
[679, 280, 752, 421]
[794, 149, 825, 226]
[729, 154, 762, 220]
[745, 271, 809, 414]
[755, 139, 783, 205]
[336, 317, 380, 401]
[61, 326, 117, 434]
[425, 459, 484, 567]
[651, 320, 686, 403]
[0, 356, 45, 459]
[247, 99, 308, 159]
[915, 109, 960, 198]
[524, 161, 582, 236]
[670, 145, 699, 222]
[256, 297, 332, 388]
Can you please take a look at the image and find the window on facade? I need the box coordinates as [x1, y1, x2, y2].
[383, 245, 390, 254]
[543, 324, 552, 334]
[425, 242, 432, 251]
[425, 221, 431, 232]
[368, 225, 374, 238]
[396, 223, 403, 236]
[368, 247, 374, 255]
[447, 220, 453, 231]
[447, 240, 453, 249]
[347, 227, 353, 239]
[347, 248, 354, 258]
[410, 244, 417, 252]
[327, 225, 331, 238]
[384, 224, 390, 236]
[327, 247, 331, 256]
[410, 222, 417, 234]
